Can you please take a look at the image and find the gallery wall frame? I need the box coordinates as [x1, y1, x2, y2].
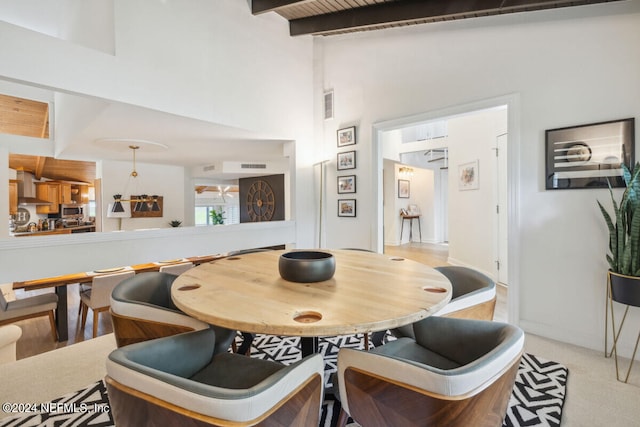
[337, 150, 356, 170]
[545, 118, 635, 190]
[338, 175, 356, 194]
[458, 160, 479, 190]
[338, 199, 356, 217]
[398, 179, 410, 198]
[337, 126, 356, 147]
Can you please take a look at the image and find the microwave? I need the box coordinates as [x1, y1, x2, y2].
[60, 204, 84, 219]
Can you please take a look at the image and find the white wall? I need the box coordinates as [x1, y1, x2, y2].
[0, 1, 315, 281]
[446, 109, 506, 275]
[318, 1, 640, 357]
[100, 160, 185, 232]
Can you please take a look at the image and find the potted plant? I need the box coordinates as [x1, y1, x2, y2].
[598, 162, 640, 307]
[210, 208, 225, 225]
[169, 220, 182, 228]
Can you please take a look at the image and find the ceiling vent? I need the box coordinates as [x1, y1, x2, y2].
[240, 163, 267, 169]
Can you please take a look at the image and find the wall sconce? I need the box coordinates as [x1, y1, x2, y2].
[399, 166, 414, 177]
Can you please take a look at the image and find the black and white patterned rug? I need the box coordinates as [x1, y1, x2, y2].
[0, 334, 568, 427]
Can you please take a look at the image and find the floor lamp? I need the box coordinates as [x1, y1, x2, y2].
[315, 159, 330, 248]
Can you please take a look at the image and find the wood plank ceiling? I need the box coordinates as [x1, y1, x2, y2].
[0, 94, 49, 139]
[9, 154, 96, 184]
[252, 0, 623, 36]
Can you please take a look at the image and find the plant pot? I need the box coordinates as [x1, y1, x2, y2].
[609, 271, 640, 308]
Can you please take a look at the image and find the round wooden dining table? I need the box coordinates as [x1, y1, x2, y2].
[171, 249, 452, 356]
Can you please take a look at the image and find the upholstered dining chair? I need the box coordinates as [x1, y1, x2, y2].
[110, 272, 236, 354]
[158, 261, 194, 276]
[0, 284, 58, 341]
[382, 265, 497, 344]
[336, 316, 524, 427]
[105, 328, 324, 426]
[0, 324, 22, 365]
[80, 270, 135, 338]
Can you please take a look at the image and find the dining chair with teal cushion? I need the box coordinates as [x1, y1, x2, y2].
[385, 265, 497, 343]
[106, 328, 324, 426]
[110, 272, 236, 354]
[336, 316, 524, 427]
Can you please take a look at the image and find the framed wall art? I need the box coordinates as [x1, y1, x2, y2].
[338, 175, 356, 194]
[337, 126, 356, 147]
[338, 199, 356, 217]
[458, 160, 479, 191]
[545, 118, 634, 190]
[337, 150, 356, 170]
[398, 179, 410, 198]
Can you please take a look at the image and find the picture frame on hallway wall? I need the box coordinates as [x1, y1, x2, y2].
[337, 151, 356, 170]
[337, 126, 356, 147]
[338, 199, 356, 217]
[458, 160, 479, 190]
[338, 175, 356, 194]
[545, 118, 635, 190]
[398, 179, 410, 198]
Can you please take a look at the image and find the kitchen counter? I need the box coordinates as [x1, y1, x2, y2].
[12, 224, 96, 237]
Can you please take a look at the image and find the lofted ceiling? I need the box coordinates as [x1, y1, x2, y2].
[252, 0, 622, 36]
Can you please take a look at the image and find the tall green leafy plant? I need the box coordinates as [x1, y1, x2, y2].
[210, 207, 225, 225]
[598, 162, 640, 276]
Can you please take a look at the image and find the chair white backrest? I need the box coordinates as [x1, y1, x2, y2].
[87, 271, 136, 310]
[159, 262, 194, 276]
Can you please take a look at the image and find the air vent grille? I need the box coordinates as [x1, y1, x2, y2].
[241, 163, 267, 169]
[203, 165, 216, 172]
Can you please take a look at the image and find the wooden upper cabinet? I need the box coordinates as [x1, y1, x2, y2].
[60, 183, 72, 204]
[35, 182, 61, 214]
[9, 180, 18, 215]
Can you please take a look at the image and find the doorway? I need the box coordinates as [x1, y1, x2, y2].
[372, 95, 520, 325]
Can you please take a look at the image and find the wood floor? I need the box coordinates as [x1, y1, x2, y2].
[13, 243, 507, 360]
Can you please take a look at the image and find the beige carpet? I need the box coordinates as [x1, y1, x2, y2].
[0, 334, 116, 420]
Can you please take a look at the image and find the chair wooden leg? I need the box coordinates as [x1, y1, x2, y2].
[48, 311, 58, 341]
[93, 311, 99, 338]
[81, 303, 88, 329]
[336, 408, 349, 427]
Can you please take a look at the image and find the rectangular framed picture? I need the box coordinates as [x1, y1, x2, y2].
[337, 175, 356, 194]
[337, 126, 356, 147]
[324, 90, 334, 120]
[338, 199, 356, 217]
[545, 118, 635, 190]
[398, 179, 410, 198]
[458, 160, 479, 191]
[337, 150, 356, 170]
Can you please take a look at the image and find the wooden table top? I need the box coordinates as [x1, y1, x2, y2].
[171, 249, 452, 337]
[12, 254, 223, 290]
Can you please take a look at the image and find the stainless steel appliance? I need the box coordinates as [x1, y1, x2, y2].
[60, 204, 84, 219]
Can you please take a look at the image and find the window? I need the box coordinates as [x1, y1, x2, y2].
[194, 205, 239, 226]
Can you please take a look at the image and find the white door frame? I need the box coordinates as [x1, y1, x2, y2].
[371, 94, 521, 324]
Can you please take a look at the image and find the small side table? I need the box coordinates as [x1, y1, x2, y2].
[400, 215, 422, 243]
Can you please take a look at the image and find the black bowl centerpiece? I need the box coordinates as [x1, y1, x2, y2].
[278, 251, 336, 283]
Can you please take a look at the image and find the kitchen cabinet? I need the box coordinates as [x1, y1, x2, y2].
[71, 184, 89, 204]
[9, 180, 18, 215]
[60, 183, 72, 204]
[35, 182, 61, 214]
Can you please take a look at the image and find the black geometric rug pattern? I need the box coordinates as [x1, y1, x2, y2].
[0, 333, 568, 427]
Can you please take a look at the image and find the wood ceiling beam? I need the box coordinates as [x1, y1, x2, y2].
[252, 0, 311, 15]
[289, 0, 620, 36]
[34, 156, 46, 180]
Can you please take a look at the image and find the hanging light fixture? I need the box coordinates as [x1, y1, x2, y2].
[110, 145, 161, 214]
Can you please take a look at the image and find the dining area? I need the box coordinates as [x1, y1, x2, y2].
[1, 247, 524, 426]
